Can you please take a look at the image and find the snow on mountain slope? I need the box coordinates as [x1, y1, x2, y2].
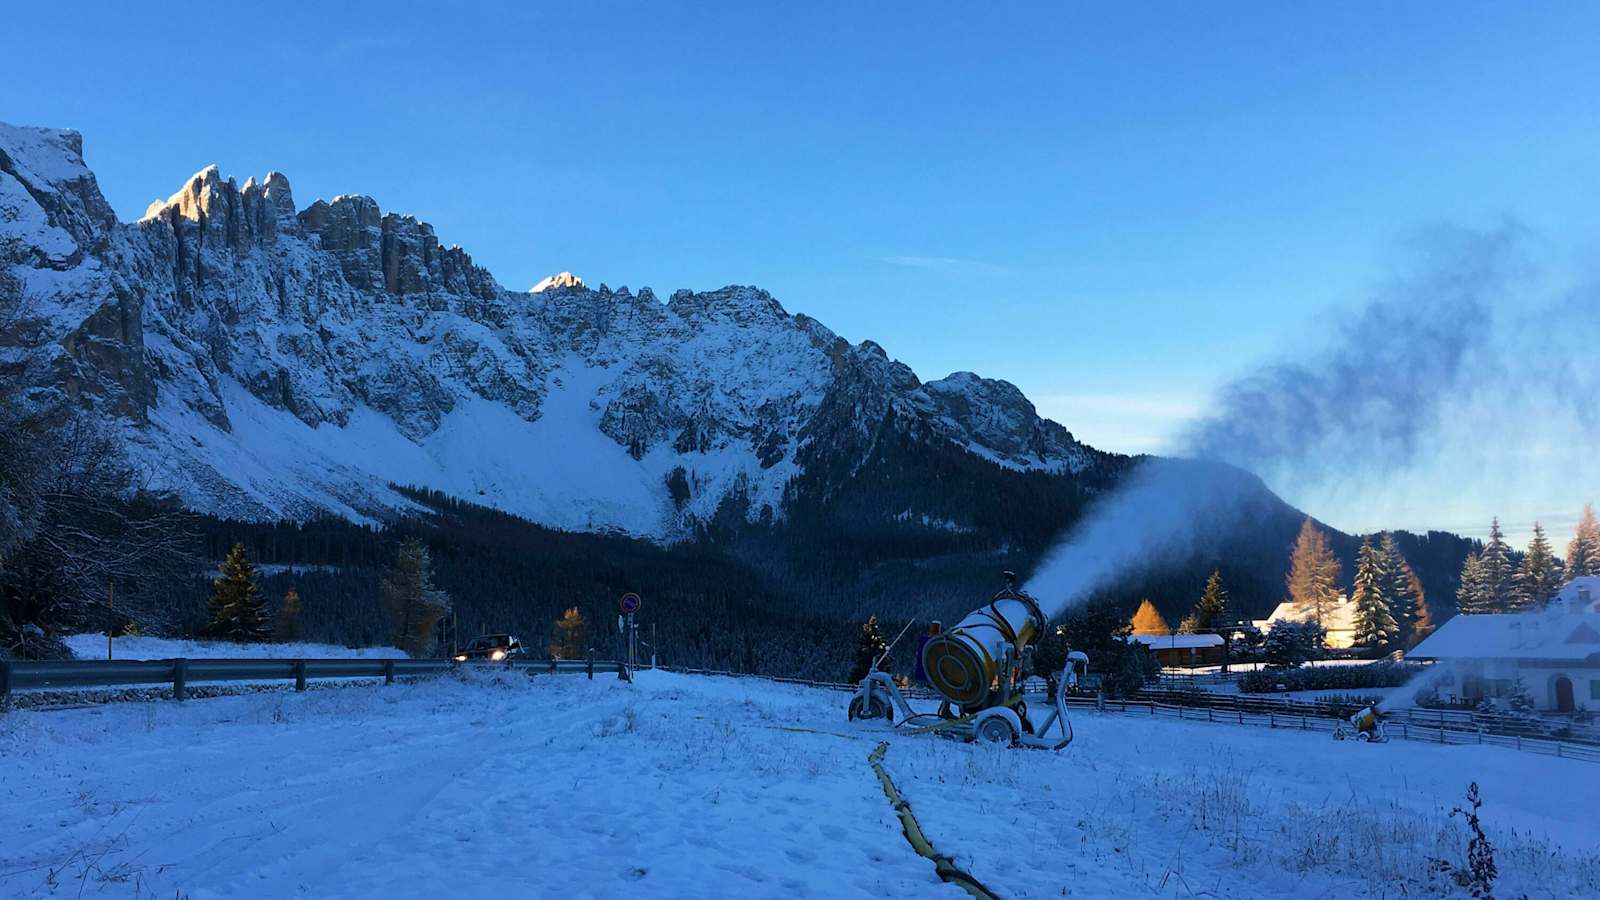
[1, 123, 1109, 537]
[1, 671, 1594, 898]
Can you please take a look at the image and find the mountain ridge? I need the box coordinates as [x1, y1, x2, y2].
[1, 122, 1110, 539]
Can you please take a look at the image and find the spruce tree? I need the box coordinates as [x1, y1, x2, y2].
[848, 615, 889, 682]
[1351, 538, 1399, 650]
[1379, 533, 1419, 645]
[1129, 598, 1172, 636]
[1179, 571, 1228, 634]
[273, 587, 304, 642]
[1566, 503, 1600, 582]
[1478, 518, 1513, 612]
[1456, 552, 1492, 615]
[1512, 522, 1560, 610]
[205, 542, 271, 642]
[1287, 518, 1342, 624]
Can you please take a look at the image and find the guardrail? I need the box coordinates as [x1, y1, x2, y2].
[0, 657, 626, 709]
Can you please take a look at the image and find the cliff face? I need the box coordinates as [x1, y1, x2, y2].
[1, 122, 1115, 537]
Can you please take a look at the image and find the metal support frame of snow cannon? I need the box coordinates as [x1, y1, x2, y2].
[847, 653, 1085, 750]
[846, 578, 1090, 750]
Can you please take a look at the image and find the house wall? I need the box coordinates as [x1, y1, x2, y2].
[1431, 660, 1600, 712]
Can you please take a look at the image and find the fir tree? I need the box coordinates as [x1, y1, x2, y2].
[1286, 518, 1342, 624]
[1379, 533, 1419, 645]
[1512, 522, 1561, 610]
[380, 538, 451, 657]
[1351, 538, 1400, 650]
[549, 606, 588, 659]
[1129, 598, 1171, 636]
[1478, 518, 1513, 612]
[1178, 570, 1228, 634]
[848, 615, 889, 682]
[205, 542, 271, 642]
[273, 586, 304, 642]
[1566, 503, 1600, 582]
[1456, 552, 1493, 615]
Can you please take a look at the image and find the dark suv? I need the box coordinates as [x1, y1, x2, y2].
[453, 634, 526, 662]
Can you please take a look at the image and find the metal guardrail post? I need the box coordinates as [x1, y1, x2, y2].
[549, 659, 557, 675]
[0, 660, 10, 712]
[587, 657, 594, 680]
[294, 660, 307, 692]
[173, 658, 187, 701]
[384, 660, 395, 685]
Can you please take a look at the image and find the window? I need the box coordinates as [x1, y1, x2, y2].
[1590, 680, 1600, 701]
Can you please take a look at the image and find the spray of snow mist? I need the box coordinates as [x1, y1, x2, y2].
[1029, 223, 1600, 616]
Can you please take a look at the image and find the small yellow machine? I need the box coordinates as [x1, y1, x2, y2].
[847, 572, 1087, 749]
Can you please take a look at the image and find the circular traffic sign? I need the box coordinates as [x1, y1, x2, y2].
[620, 592, 642, 614]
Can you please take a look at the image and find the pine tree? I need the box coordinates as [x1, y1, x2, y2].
[549, 606, 588, 659]
[1479, 518, 1513, 612]
[273, 587, 304, 642]
[1179, 570, 1228, 634]
[380, 538, 452, 657]
[1379, 533, 1419, 645]
[205, 542, 271, 642]
[1129, 598, 1171, 636]
[1456, 552, 1493, 615]
[848, 615, 888, 682]
[1351, 538, 1399, 650]
[1512, 522, 1560, 611]
[1287, 518, 1342, 624]
[1566, 503, 1600, 582]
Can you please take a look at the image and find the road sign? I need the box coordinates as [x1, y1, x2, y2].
[620, 592, 642, 614]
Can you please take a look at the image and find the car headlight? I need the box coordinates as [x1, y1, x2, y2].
[454, 654, 467, 662]
[490, 649, 506, 661]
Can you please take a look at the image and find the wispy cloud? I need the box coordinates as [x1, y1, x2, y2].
[875, 255, 1010, 274]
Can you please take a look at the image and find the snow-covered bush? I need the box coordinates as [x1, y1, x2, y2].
[1239, 660, 1422, 693]
[1261, 620, 1326, 669]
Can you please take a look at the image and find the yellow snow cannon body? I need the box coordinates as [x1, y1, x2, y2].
[846, 572, 1087, 750]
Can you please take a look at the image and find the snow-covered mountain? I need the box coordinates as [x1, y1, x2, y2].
[1, 122, 1110, 538]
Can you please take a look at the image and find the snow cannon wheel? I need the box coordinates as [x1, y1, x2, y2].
[975, 715, 1017, 746]
[1355, 731, 1371, 742]
[849, 695, 894, 722]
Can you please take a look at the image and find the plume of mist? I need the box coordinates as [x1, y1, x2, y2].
[1028, 224, 1600, 616]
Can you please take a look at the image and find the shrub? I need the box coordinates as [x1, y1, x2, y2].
[1238, 661, 1424, 694]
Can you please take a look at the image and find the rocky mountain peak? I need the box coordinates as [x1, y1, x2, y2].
[530, 271, 583, 292]
[2, 119, 1109, 537]
[0, 122, 117, 260]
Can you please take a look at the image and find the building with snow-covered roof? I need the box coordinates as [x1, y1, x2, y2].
[1253, 595, 1358, 649]
[1409, 581, 1600, 713]
[1124, 632, 1226, 667]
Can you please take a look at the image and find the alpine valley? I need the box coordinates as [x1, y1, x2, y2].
[0, 123, 1475, 671]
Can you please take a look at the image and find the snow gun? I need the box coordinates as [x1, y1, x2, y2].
[847, 572, 1088, 749]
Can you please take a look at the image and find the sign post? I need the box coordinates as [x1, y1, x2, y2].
[619, 593, 643, 675]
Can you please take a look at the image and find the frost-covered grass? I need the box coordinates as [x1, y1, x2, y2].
[62, 633, 407, 661]
[1, 670, 1596, 898]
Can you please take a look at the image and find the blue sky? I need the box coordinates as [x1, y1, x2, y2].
[5, 2, 1598, 537]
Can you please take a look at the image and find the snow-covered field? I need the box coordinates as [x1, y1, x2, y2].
[2, 671, 1596, 899]
[62, 634, 406, 661]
